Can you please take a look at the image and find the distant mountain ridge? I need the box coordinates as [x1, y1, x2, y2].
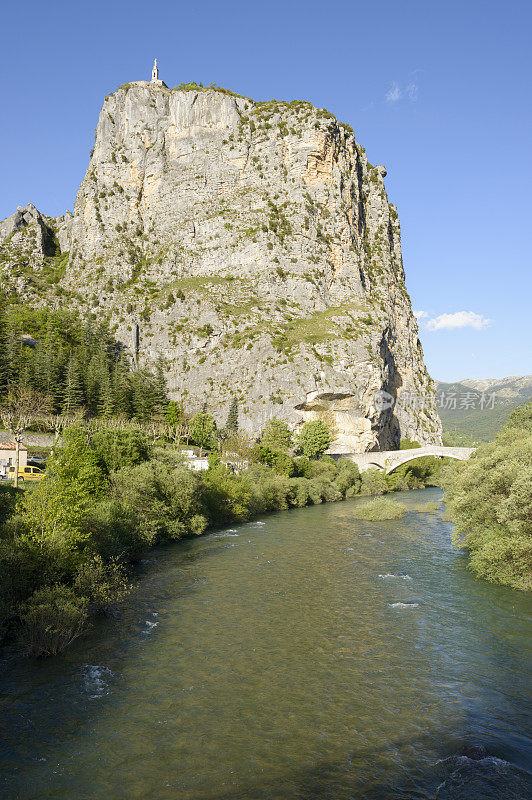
[434, 375, 532, 443]
[458, 375, 532, 395]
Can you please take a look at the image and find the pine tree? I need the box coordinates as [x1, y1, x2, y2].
[225, 397, 239, 432]
[112, 355, 133, 417]
[62, 356, 84, 414]
[0, 295, 9, 398]
[34, 317, 62, 410]
[97, 364, 115, 417]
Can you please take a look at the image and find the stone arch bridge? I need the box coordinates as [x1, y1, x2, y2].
[333, 446, 475, 474]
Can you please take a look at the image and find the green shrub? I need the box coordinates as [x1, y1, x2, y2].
[399, 438, 421, 450]
[292, 457, 312, 478]
[443, 402, 532, 590]
[261, 418, 293, 450]
[111, 461, 207, 543]
[0, 485, 17, 525]
[287, 478, 311, 507]
[19, 585, 88, 657]
[74, 555, 130, 614]
[352, 498, 406, 520]
[334, 460, 361, 495]
[91, 427, 150, 473]
[297, 420, 331, 459]
[389, 456, 445, 490]
[271, 451, 295, 477]
[309, 477, 342, 503]
[200, 467, 252, 525]
[360, 468, 390, 496]
[245, 464, 291, 514]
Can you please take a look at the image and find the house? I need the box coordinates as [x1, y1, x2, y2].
[186, 456, 210, 472]
[0, 442, 28, 478]
[179, 449, 210, 471]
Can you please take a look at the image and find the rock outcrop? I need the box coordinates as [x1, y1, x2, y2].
[0, 80, 442, 450]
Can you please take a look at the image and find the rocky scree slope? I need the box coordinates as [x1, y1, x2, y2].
[0, 81, 442, 451]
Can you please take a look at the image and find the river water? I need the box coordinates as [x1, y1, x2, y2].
[0, 489, 530, 799]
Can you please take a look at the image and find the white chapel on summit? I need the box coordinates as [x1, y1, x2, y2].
[150, 58, 167, 88]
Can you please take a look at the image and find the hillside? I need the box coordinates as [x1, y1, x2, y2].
[0, 76, 442, 452]
[435, 375, 532, 443]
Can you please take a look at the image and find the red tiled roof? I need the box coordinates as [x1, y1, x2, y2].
[0, 442, 28, 450]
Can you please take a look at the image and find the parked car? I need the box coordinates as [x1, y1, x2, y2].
[8, 465, 45, 482]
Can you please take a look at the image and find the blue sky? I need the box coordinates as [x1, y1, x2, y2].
[1, 0, 530, 381]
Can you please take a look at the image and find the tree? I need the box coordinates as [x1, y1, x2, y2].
[21, 426, 108, 553]
[0, 386, 52, 487]
[297, 420, 331, 460]
[224, 397, 239, 433]
[399, 438, 421, 450]
[261, 417, 293, 451]
[62, 356, 84, 414]
[90, 426, 150, 473]
[35, 316, 63, 408]
[165, 400, 189, 445]
[112, 356, 133, 417]
[130, 366, 167, 421]
[98, 368, 115, 418]
[165, 401, 182, 425]
[0, 294, 9, 398]
[189, 412, 218, 455]
[222, 430, 255, 463]
[443, 402, 532, 590]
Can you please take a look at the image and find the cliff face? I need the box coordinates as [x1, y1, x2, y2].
[0, 81, 442, 451]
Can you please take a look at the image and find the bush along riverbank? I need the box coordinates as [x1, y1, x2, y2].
[443, 402, 532, 592]
[0, 423, 446, 657]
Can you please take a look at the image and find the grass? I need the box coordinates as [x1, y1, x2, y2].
[352, 497, 406, 520]
[270, 303, 367, 352]
[412, 501, 439, 513]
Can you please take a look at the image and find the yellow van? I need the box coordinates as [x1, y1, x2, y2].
[8, 465, 45, 482]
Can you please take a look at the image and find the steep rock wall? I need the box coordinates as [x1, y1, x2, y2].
[0, 82, 442, 451]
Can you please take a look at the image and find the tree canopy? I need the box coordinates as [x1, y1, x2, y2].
[0, 302, 167, 419]
[443, 402, 532, 591]
[297, 420, 331, 459]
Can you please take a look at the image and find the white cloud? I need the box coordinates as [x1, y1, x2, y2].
[386, 81, 419, 104]
[386, 83, 402, 103]
[414, 310, 428, 320]
[426, 311, 492, 331]
[406, 82, 419, 101]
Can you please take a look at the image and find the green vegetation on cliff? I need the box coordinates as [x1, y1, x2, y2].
[443, 402, 532, 591]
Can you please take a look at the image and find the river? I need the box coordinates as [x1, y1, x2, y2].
[0, 488, 530, 799]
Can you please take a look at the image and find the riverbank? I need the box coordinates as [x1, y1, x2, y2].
[1, 488, 530, 800]
[0, 425, 446, 657]
[443, 403, 532, 591]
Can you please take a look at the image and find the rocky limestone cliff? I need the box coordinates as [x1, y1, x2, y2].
[0, 80, 442, 451]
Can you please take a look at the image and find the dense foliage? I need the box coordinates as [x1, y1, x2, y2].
[0, 416, 449, 657]
[296, 420, 331, 459]
[0, 300, 167, 419]
[443, 403, 532, 591]
[0, 426, 362, 655]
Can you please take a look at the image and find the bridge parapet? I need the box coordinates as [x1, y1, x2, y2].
[333, 445, 475, 473]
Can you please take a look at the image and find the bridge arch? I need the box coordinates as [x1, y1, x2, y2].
[384, 446, 475, 474]
[338, 446, 475, 474]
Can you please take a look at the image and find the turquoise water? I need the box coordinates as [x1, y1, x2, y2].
[0, 489, 530, 799]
